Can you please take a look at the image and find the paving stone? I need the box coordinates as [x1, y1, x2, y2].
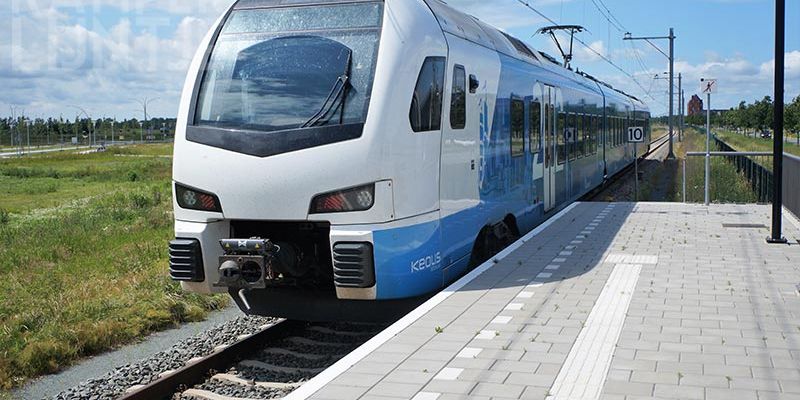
[652, 384, 704, 400]
[307, 204, 800, 400]
[601, 380, 654, 396]
[471, 382, 525, 398]
[705, 387, 759, 400]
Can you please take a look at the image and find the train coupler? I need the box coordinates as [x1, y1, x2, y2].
[214, 238, 278, 291]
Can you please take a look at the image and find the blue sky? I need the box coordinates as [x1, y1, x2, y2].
[1, 0, 798, 119]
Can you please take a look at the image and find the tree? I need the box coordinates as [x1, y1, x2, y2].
[786, 96, 800, 135]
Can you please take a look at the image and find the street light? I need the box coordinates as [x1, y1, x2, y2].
[68, 105, 95, 147]
[134, 97, 160, 143]
[624, 28, 677, 159]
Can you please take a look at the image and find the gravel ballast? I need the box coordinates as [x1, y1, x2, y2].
[51, 315, 276, 400]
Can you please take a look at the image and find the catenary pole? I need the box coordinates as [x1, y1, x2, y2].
[668, 28, 675, 159]
[768, 0, 787, 243]
[623, 29, 676, 158]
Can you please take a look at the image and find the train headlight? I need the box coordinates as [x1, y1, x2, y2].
[175, 183, 222, 213]
[310, 184, 375, 214]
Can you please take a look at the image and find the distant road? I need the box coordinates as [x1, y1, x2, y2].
[0, 146, 87, 159]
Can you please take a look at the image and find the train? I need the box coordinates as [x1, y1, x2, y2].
[168, 0, 651, 321]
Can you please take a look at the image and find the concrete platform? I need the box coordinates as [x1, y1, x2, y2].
[287, 203, 800, 400]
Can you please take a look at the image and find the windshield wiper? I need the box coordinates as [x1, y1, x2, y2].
[301, 51, 352, 128]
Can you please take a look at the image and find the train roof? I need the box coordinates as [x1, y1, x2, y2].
[424, 0, 646, 108]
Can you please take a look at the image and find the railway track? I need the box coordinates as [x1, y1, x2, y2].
[583, 133, 672, 201]
[120, 320, 387, 400]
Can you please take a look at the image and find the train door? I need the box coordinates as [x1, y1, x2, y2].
[439, 34, 491, 277]
[543, 85, 557, 212]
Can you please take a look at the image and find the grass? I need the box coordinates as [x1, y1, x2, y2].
[675, 127, 759, 203]
[0, 145, 172, 214]
[0, 144, 228, 390]
[713, 128, 800, 157]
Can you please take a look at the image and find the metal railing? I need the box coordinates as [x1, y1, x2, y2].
[784, 153, 800, 219]
[683, 151, 774, 204]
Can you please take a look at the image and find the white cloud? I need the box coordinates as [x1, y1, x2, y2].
[0, 0, 796, 119]
[1, 0, 233, 118]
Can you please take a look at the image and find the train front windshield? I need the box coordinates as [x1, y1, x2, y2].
[194, 2, 383, 135]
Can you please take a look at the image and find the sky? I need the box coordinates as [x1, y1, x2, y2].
[1, 0, 798, 120]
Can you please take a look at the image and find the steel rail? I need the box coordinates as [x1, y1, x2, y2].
[119, 319, 305, 400]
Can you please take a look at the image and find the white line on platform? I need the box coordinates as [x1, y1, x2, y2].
[545, 265, 560, 270]
[411, 393, 441, 400]
[284, 203, 579, 400]
[491, 315, 514, 324]
[536, 272, 553, 279]
[606, 254, 658, 265]
[547, 263, 646, 400]
[504, 303, 524, 311]
[434, 367, 463, 381]
[516, 291, 535, 298]
[553, 258, 567, 263]
[456, 347, 483, 358]
[475, 330, 497, 340]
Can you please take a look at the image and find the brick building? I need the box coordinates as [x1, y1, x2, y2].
[688, 94, 703, 116]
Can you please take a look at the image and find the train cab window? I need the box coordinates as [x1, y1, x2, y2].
[410, 57, 446, 132]
[450, 65, 466, 129]
[557, 112, 566, 165]
[511, 99, 525, 157]
[530, 100, 541, 154]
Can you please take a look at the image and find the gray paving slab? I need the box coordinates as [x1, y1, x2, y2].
[305, 203, 800, 400]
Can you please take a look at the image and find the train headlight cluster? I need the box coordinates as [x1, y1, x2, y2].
[175, 183, 222, 212]
[310, 184, 375, 214]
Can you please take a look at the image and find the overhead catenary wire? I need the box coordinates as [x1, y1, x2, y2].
[514, 0, 656, 102]
[589, 0, 624, 33]
[596, 0, 628, 32]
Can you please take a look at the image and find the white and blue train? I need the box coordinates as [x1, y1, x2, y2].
[169, 0, 651, 321]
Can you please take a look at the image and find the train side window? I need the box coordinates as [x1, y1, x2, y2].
[557, 112, 566, 165]
[450, 65, 466, 129]
[622, 118, 631, 145]
[567, 113, 576, 161]
[609, 117, 614, 147]
[584, 115, 591, 156]
[530, 100, 541, 154]
[576, 114, 584, 158]
[409, 56, 446, 133]
[594, 116, 600, 154]
[511, 98, 525, 157]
